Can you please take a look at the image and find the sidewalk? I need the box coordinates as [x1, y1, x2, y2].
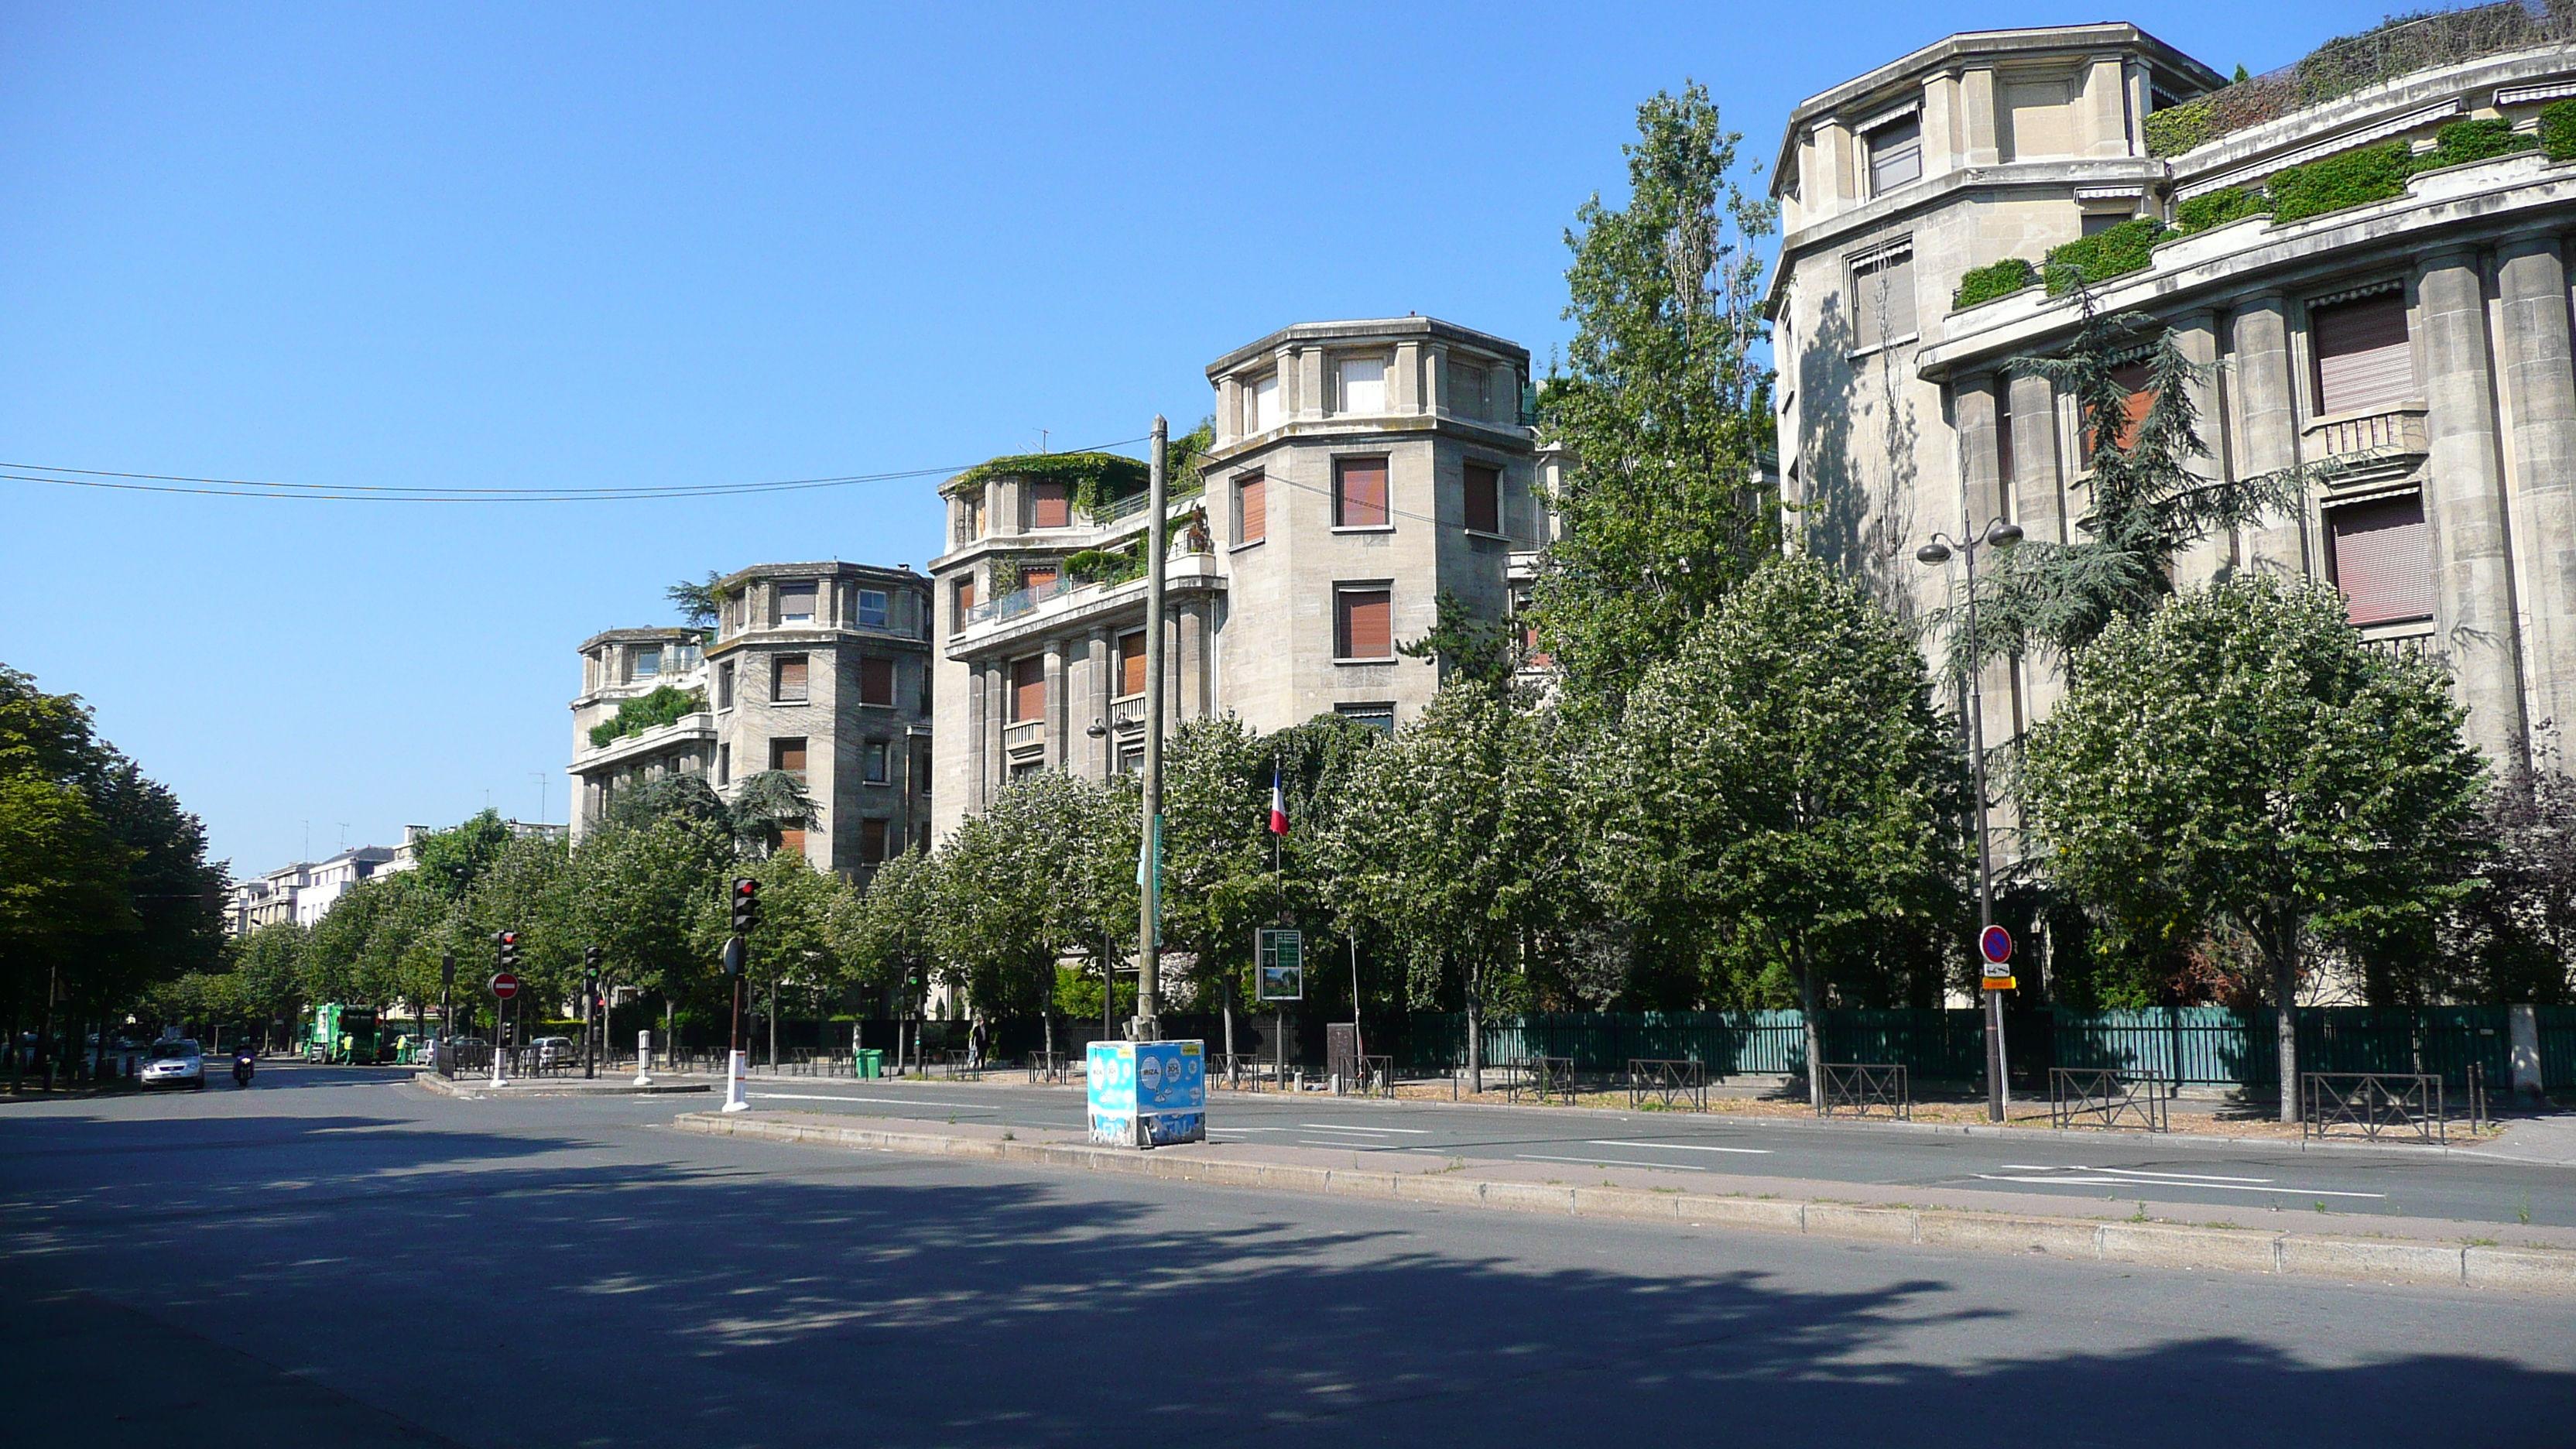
[676, 1106, 2576, 1294]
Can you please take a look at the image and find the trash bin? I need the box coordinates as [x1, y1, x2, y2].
[854, 1049, 884, 1080]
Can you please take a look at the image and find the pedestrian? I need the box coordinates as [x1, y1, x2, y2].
[967, 1016, 987, 1074]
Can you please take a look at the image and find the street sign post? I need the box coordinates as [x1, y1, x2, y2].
[1978, 926, 2016, 992]
[487, 971, 519, 1086]
[1255, 929, 1303, 1002]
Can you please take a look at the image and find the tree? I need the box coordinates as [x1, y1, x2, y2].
[838, 847, 940, 1008]
[1157, 716, 1278, 1059]
[726, 770, 820, 857]
[930, 772, 1139, 1030]
[668, 570, 726, 630]
[409, 810, 515, 901]
[2023, 577, 2487, 1121]
[695, 849, 852, 1066]
[231, 921, 308, 1048]
[1585, 557, 1968, 1103]
[1398, 590, 1518, 693]
[569, 812, 738, 1034]
[1533, 80, 1778, 718]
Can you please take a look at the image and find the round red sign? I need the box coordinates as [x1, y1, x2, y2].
[489, 972, 522, 999]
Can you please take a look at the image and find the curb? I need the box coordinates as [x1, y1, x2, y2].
[672, 1111, 2576, 1294]
[413, 1072, 710, 1100]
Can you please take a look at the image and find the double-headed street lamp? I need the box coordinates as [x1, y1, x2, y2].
[1916, 518, 2023, 1123]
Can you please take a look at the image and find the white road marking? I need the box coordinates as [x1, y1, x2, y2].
[1973, 1171, 2382, 1198]
[1296, 1123, 1433, 1134]
[1588, 1139, 1772, 1155]
[1516, 1153, 1706, 1172]
[748, 1093, 995, 1109]
[1999, 1163, 2270, 1184]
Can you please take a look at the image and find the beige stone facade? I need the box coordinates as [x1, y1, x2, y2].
[928, 317, 1547, 840]
[570, 563, 934, 878]
[1771, 25, 2576, 783]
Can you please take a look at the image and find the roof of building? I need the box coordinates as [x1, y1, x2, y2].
[714, 560, 927, 591]
[1204, 316, 1530, 379]
[577, 625, 707, 652]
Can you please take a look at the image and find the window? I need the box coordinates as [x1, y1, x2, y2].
[861, 819, 889, 865]
[2312, 293, 2414, 416]
[1118, 629, 1147, 698]
[770, 738, 807, 778]
[728, 592, 746, 630]
[1851, 245, 1916, 353]
[1865, 113, 1922, 194]
[2088, 361, 2155, 454]
[1116, 743, 1144, 775]
[1019, 563, 1058, 596]
[1250, 372, 1281, 432]
[1338, 355, 1386, 414]
[717, 661, 736, 709]
[777, 829, 806, 860]
[856, 589, 889, 628]
[772, 655, 809, 703]
[1334, 702, 1396, 733]
[1446, 359, 1489, 421]
[674, 641, 701, 671]
[1029, 481, 1071, 529]
[2080, 211, 2128, 237]
[1464, 462, 1501, 535]
[717, 743, 731, 785]
[864, 741, 889, 784]
[631, 648, 661, 679]
[1334, 457, 1390, 528]
[1234, 472, 1266, 545]
[1011, 656, 1046, 722]
[1011, 759, 1045, 781]
[1335, 586, 1393, 660]
[777, 584, 816, 624]
[2328, 495, 2434, 625]
[913, 744, 930, 794]
[858, 656, 896, 707]
[954, 577, 976, 629]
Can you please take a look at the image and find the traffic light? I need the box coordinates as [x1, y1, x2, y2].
[584, 944, 603, 986]
[495, 930, 520, 970]
[729, 877, 759, 935]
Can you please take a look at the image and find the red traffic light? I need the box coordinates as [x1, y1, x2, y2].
[732, 879, 757, 897]
[498, 932, 520, 946]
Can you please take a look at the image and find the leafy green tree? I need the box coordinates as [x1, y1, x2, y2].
[1398, 590, 1519, 693]
[838, 846, 940, 1006]
[668, 570, 725, 629]
[570, 812, 738, 1032]
[410, 810, 516, 901]
[231, 920, 308, 1047]
[1586, 557, 1968, 1103]
[694, 849, 853, 1064]
[1158, 716, 1278, 1055]
[1533, 80, 1778, 718]
[930, 772, 1138, 1031]
[726, 770, 820, 857]
[2023, 578, 2486, 1120]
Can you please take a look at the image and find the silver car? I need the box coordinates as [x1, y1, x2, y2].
[140, 1040, 204, 1091]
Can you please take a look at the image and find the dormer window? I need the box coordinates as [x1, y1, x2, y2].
[1337, 355, 1386, 415]
[632, 648, 661, 679]
[856, 588, 889, 628]
[1250, 372, 1282, 433]
[777, 584, 816, 625]
[1029, 482, 1072, 529]
[1865, 112, 1922, 194]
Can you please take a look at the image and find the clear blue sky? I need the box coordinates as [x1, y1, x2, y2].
[1, 1, 2364, 875]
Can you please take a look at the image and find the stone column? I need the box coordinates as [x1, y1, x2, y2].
[2420, 247, 2531, 770]
[2170, 310, 2230, 590]
[1922, 71, 1961, 177]
[1812, 119, 1852, 214]
[2496, 233, 2576, 750]
[981, 661, 1006, 799]
[1043, 639, 1068, 772]
[966, 666, 988, 812]
[2228, 296, 2308, 577]
[1424, 343, 1450, 415]
[1961, 67, 1999, 167]
[2006, 369, 2067, 721]
[1088, 629, 1114, 777]
[1393, 340, 1423, 413]
[1296, 346, 1326, 420]
[1952, 372, 2019, 772]
[2083, 57, 2129, 157]
[1179, 599, 1209, 720]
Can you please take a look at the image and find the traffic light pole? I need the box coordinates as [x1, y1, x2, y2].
[724, 879, 755, 1112]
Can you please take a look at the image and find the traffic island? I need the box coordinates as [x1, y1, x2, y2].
[672, 1108, 2576, 1295]
[412, 1071, 707, 1100]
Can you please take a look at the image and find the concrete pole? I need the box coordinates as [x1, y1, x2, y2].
[2495, 235, 2576, 752]
[2419, 248, 2532, 773]
[1135, 416, 1168, 1044]
[2228, 295, 2307, 578]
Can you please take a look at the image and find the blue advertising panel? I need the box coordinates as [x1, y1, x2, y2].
[1086, 1040, 1207, 1147]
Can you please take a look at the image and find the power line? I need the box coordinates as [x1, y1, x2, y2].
[0, 436, 1153, 505]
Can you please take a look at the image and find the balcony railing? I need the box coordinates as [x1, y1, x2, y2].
[2304, 404, 2428, 461]
[1110, 696, 1147, 726]
[964, 575, 1076, 625]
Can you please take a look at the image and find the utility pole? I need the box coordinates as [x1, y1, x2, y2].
[1134, 414, 1168, 1045]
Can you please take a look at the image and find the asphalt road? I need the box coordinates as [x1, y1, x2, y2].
[713, 1073, 2576, 1228]
[3, 1062, 2572, 1448]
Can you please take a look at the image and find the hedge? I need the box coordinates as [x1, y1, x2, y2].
[587, 684, 707, 749]
[2267, 142, 2414, 223]
[2417, 116, 2536, 169]
[2170, 185, 2272, 235]
[1951, 257, 2038, 310]
[2043, 218, 2168, 294]
[2144, 100, 2217, 158]
[2546, 99, 2576, 160]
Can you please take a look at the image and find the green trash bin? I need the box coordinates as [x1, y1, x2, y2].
[854, 1049, 884, 1080]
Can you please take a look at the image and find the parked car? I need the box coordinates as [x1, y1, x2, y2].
[139, 1040, 204, 1091]
[532, 1036, 577, 1067]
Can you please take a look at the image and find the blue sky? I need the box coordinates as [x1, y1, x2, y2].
[0, 1, 2365, 874]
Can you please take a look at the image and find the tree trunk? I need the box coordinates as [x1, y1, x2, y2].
[2274, 922, 2301, 1124]
[1799, 954, 1824, 1108]
[1221, 973, 1236, 1084]
[1466, 964, 1483, 1096]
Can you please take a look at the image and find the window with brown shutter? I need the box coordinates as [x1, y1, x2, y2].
[2327, 495, 2434, 625]
[2088, 361, 2155, 454]
[1235, 472, 1266, 544]
[776, 584, 816, 623]
[858, 656, 895, 707]
[2312, 293, 2413, 416]
[861, 819, 889, 865]
[1011, 656, 1046, 722]
[1336, 587, 1392, 659]
[954, 577, 976, 627]
[1019, 564, 1058, 595]
[770, 738, 807, 777]
[1464, 462, 1501, 535]
[777, 828, 806, 860]
[772, 655, 809, 702]
[1335, 457, 1389, 528]
[1030, 482, 1071, 529]
[1118, 630, 1147, 698]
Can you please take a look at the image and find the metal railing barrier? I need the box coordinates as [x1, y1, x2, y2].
[2049, 1067, 2171, 1132]
[1627, 1058, 1709, 1112]
[1334, 1056, 1394, 1098]
[1817, 1063, 1910, 1120]
[1506, 1056, 1577, 1105]
[2303, 1071, 2448, 1143]
[1210, 1053, 1271, 1091]
[1026, 1050, 1067, 1085]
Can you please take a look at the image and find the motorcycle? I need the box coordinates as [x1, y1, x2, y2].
[232, 1051, 255, 1087]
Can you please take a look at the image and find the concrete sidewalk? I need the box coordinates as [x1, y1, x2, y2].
[674, 1107, 2576, 1295]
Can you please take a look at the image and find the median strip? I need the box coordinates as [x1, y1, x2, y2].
[670, 1110, 2576, 1295]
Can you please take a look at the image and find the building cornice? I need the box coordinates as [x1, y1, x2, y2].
[1204, 316, 1530, 379]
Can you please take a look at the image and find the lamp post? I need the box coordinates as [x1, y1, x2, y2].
[1915, 518, 2023, 1123]
[1135, 414, 1168, 1045]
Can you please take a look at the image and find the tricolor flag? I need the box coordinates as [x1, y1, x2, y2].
[1269, 763, 1288, 836]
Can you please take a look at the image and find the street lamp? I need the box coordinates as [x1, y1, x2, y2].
[1916, 517, 2023, 1122]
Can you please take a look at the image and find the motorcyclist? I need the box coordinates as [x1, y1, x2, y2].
[233, 1046, 255, 1087]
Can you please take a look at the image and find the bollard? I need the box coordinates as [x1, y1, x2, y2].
[634, 1029, 654, 1087]
[722, 1049, 748, 1112]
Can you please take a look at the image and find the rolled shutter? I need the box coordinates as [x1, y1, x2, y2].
[859, 657, 894, 706]
[1031, 483, 1071, 529]
[1238, 474, 1266, 543]
[1012, 656, 1046, 721]
[2313, 294, 2414, 416]
[1464, 463, 1501, 534]
[774, 656, 808, 701]
[1337, 458, 1389, 527]
[1119, 632, 1147, 697]
[1869, 115, 1922, 192]
[1339, 589, 1392, 659]
[2328, 495, 2434, 625]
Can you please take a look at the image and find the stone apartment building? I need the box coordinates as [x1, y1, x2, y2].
[1769, 19, 2576, 782]
[569, 562, 935, 876]
[928, 316, 1550, 839]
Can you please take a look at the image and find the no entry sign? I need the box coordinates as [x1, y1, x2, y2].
[489, 972, 522, 999]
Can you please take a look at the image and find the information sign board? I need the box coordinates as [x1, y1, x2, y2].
[1255, 928, 1303, 1002]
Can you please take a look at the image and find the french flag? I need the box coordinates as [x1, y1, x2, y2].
[1269, 763, 1288, 836]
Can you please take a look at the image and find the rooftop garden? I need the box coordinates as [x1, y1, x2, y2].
[588, 684, 707, 750]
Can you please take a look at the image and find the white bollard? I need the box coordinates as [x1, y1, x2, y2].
[634, 1029, 653, 1087]
[722, 1049, 748, 1112]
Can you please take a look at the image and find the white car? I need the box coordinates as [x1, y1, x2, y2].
[533, 1036, 578, 1067]
[140, 1040, 204, 1091]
